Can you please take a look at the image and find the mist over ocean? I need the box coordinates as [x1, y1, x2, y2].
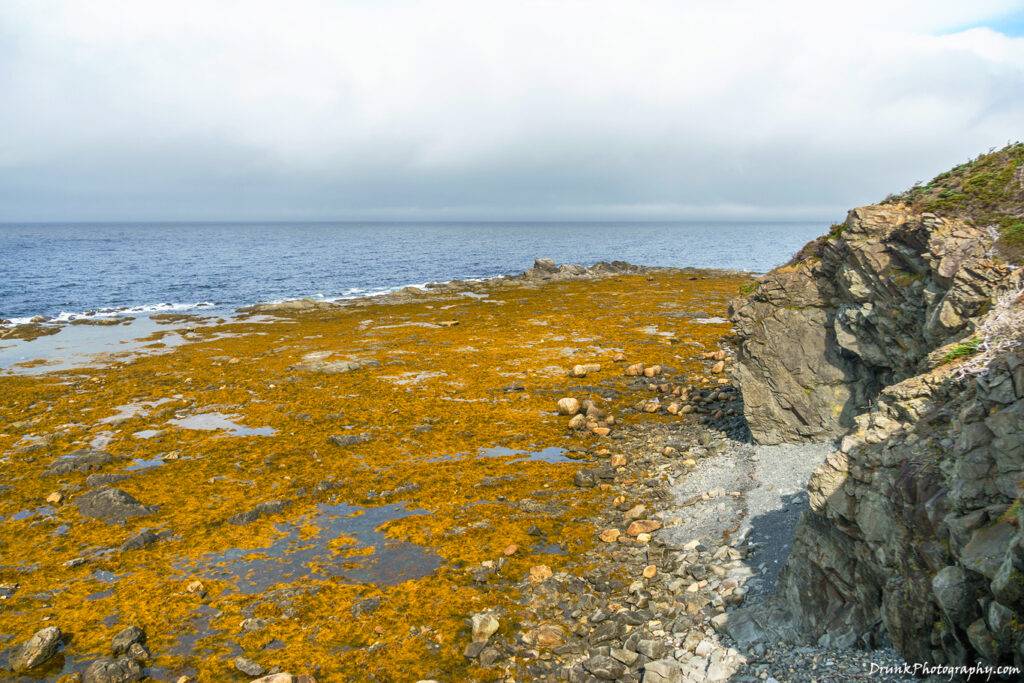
[0, 221, 825, 321]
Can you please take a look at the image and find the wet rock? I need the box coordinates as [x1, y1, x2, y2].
[9, 626, 62, 673]
[111, 626, 146, 657]
[0, 582, 18, 600]
[234, 656, 266, 677]
[228, 500, 289, 525]
[76, 488, 153, 524]
[47, 449, 114, 475]
[351, 597, 381, 616]
[86, 473, 129, 488]
[83, 656, 142, 683]
[328, 433, 372, 447]
[120, 528, 161, 552]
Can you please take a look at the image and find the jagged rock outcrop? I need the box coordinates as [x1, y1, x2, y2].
[727, 145, 1024, 670]
[731, 205, 1017, 444]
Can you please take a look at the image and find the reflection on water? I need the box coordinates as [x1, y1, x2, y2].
[479, 446, 573, 463]
[190, 502, 440, 595]
[431, 445, 574, 464]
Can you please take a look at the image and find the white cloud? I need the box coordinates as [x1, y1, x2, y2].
[1, 0, 1023, 219]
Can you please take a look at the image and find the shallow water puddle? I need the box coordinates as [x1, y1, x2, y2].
[10, 505, 55, 521]
[479, 446, 574, 463]
[100, 397, 173, 424]
[126, 455, 165, 470]
[430, 445, 574, 464]
[168, 412, 276, 437]
[190, 502, 440, 594]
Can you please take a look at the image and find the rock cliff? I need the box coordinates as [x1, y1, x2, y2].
[727, 144, 1024, 670]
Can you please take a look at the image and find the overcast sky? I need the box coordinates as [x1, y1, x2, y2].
[1, 1, 1023, 222]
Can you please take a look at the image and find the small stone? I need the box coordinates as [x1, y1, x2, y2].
[599, 528, 621, 543]
[234, 656, 266, 677]
[642, 565, 658, 579]
[557, 397, 581, 415]
[591, 426, 611, 436]
[711, 360, 725, 373]
[327, 433, 371, 447]
[185, 580, 207, 598]
[529, 565, 553, 583]
[626, 519, 662, 535]
[46, 492, 63, 505]
[568, 414, 587, 430]
[613, 352, 626, 362]
[635, 532, 652, 543]
[610, 453, 627, 467]
[624, 504, 646, 520]
[503, 543, 519, 556]
[625, 363, 645, 376]
[470, 612, 500, 643]
[569, 363, 601, 378]
[643, 365, 662, 378]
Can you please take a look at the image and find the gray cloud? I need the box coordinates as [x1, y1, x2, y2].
[1, 0, 1023, 221]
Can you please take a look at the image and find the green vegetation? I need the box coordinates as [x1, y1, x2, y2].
[887, 143, 1024, 261]
[826, 222, 846, 240]
[941, 337, 982, 364]
[739, 281, 758, 296]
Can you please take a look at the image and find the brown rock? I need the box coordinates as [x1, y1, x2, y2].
[528, 565, 553, 583]
[626, 519, 662, 536]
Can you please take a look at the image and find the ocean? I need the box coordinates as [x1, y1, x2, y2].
[0, 221, 825, 321]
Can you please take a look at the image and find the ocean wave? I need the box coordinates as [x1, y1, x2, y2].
[2, 301, 217, 326]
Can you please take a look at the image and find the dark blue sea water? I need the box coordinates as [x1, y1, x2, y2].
[0, 221, 825, 321]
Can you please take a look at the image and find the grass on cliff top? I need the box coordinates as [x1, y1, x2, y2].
[885, 142, 1024, 262]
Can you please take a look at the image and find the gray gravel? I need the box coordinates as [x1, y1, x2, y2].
[740, 442, 833, 596]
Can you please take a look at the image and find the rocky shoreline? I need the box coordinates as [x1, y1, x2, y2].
[1, 260, 756, 681]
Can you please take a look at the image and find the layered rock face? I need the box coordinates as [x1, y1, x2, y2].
[728, 145, 1024, 668]
[778, 348, 1024, 665]
[731, 205, 1016, 444]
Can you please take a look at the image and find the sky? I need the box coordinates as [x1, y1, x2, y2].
[1, 0, 1023, 222]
